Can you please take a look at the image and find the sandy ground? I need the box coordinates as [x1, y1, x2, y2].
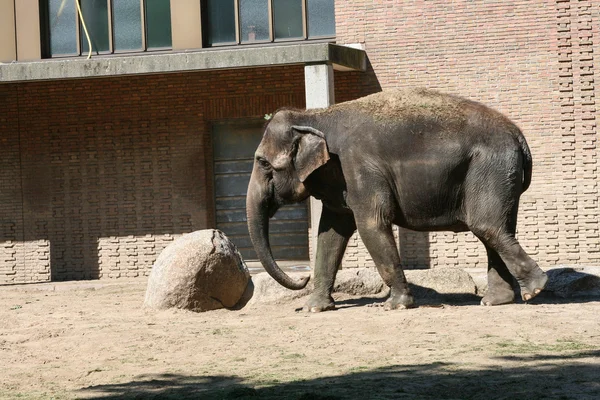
[1, 279, 600, 400]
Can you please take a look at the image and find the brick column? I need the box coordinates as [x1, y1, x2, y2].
[304, 63, 335, 265]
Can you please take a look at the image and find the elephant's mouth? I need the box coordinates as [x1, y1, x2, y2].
[271, 181, 309, 209]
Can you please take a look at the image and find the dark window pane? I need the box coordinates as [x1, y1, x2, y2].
[240, 0, 269, 43]
[207, 0, 236, 45]
[145, 0, 172, 48]
[307, 0, 335, 37]
[273, 0, 303, 39]
[80, 0, 110, 54]
[48, 0, 78, 55]
[113, 0, 143, 50]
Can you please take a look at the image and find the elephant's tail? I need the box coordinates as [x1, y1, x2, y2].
[518, 133, 532, 193]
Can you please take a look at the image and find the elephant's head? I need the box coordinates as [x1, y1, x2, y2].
[246, 111, 329, 290]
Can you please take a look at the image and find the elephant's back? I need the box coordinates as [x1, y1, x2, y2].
[329, 88, 518, 137]
[330, 88, 466, 126]
[319, 88, 525, 164]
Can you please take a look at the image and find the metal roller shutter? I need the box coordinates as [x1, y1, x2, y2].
[212, 122, 309, 261]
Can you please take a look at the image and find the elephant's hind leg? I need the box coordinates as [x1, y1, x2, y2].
[304, 208, 356, 313]
[472, 226, 547, 302]
[482, 205, 517, 306]
[466, 160, 547, 303]
[481, 245, 515, 306]
[495, 239, 547, 301]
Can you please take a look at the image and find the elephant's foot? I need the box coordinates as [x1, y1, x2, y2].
[383, 293, 415, 311]
[303, 294, 335, 313]
[480, 287, 515, 306]
[518, 268, 548, 301]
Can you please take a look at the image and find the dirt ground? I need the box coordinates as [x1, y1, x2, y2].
[1, 278, 599, 400]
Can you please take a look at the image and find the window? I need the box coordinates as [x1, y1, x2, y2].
[41, 0, 172, 57]
[205, 0, 335, 47]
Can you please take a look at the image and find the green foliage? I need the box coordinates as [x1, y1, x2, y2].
[495, 339, 591, 355]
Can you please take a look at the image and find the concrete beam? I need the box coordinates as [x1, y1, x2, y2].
[0, 0, 16, 63]
[170, 0, 203, 51]
[0, 43, 366, 83]
[14, 0, 41, 61]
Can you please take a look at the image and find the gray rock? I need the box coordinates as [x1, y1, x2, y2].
[246, 272, 313, 305]
[248, 267, 479, 304]
[144, 229, 250, 312]
[334, 268, 387, 295]
[242, 265, 600, 305]
[405, 268, 479, 300]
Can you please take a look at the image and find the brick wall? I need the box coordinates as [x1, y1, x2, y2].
[334, 0, 600, 269]
[2, 0, 598, 282]
[0, 85, 27, 281]
[0, 66, 307, 283]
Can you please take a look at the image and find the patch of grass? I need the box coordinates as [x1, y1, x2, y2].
[1, 392, 71, 400]
[555, 338, 591, 350]
[495, 339, 591, 355]
[255, 374, 281, 385]
[348, 365, 370, 372]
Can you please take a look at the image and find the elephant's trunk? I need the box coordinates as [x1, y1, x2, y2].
[246, 168, 310, 290]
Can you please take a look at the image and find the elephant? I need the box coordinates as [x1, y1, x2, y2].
[246, 88, 548, 312]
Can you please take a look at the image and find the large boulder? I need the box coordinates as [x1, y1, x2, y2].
[144, 229, 250, 312]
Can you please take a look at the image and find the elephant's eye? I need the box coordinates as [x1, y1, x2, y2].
[290, 141, 299, 156]
[257, 157, 271, 170]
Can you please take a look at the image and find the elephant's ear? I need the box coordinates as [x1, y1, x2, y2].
[292, 126, 330, 182]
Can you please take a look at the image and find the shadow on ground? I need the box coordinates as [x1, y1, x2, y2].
[332, 292, 482, 310]
[78, 350, 600, 399]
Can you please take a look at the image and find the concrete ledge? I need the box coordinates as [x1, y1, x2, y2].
[0, 43, 366, 83]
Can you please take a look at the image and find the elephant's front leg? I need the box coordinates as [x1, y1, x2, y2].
[355, 219, 415, 311]
[304, 207, 356, 312]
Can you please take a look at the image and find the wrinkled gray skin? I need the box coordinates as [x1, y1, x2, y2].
[246, 88, 548, 312]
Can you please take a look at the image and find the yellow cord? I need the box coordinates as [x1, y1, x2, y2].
[57, 0, 92, 59]
[75, 0, 93, 59]
[57, 0, 67, 16]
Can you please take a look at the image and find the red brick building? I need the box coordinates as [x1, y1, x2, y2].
[1, 0, 598, 283]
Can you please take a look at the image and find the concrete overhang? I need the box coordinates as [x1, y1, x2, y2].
[0, 42, 366, 83]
